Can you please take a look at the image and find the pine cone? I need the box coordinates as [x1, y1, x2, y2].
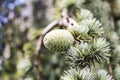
[43, 29, 74, 52]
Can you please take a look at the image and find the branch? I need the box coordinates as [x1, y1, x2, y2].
[34, 15, 75, 80]
[34, 20, 59, 80]
[110, 16, 115, 30]
[36, 16, 72, 52]
[108, 60, 114, 78]
[36, 20, 59, 52]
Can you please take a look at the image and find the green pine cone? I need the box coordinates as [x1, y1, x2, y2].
[43, 29, 74, 52]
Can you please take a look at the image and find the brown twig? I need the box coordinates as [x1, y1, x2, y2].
[36, 13, 70, 52]
[34, 14, 75, 79]
[107, 17, 115, 78]
[110, 16, 115, 30]
[108, 60, 114, 78]
[34, 20, 59, 80]
[36, 20, 59, 52]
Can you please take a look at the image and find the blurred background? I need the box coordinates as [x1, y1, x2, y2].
[0, 0, 120, 80]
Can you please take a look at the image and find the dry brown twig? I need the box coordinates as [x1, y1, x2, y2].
[34, 7, 78, 79]
[34, 20, 59, 80]
[34, 14, 72, 80]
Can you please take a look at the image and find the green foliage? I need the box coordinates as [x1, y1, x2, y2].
[73, 8, 93, 21]
[66, 38, 110, 67]
[82, 0, 112, 35]
[61, 67, 94, 80]
[96, 69, 113, 80]
[116, 20, 120, 37]
[112, 0, 120, 17]
[114, 65, 120, 80]
[17, 57, 32, 77]
[80, 19, 103, 37]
